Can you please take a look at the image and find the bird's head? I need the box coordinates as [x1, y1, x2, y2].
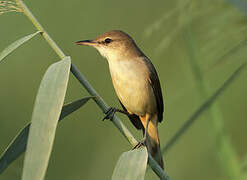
[76, 30, 143, 60]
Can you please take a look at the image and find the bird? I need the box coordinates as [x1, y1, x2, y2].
[75, 30, 164, 169]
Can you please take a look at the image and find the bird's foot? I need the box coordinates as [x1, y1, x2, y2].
[102, 107, 117, 121]
[132, 138, 146, 150]
[103, 107, 130, 121]
[133, 118, 150, 149]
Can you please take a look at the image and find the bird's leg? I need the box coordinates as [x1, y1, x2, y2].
[144, 117, 150, 141]
[132, 117, 150, 149]
[102, 107, 130, 121]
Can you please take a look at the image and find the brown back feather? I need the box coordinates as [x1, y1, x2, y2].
[143, 56, 164, 122]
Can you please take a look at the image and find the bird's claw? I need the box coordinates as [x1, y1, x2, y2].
[132, 138, 146, 150]
[102, 107, 117, 121]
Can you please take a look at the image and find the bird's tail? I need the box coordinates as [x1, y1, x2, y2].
[141, 114, 164, 169]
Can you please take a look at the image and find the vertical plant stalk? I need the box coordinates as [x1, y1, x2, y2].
[184, 24, 242, 180]
[15, 0, 65, 59]
[14, 0, 171, 179]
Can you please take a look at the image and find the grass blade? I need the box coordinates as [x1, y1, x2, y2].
[112, 147, 148, 180]
[21, 57, 71, 180]
[163, 62, 246, 154]
[0, 97, 92, 174]
[59, 97, 93, 120]
[0, 122, 29, 174]
[0, 31, 40, 63]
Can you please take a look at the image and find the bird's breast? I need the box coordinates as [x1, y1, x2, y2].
[108, 58, 156, 116]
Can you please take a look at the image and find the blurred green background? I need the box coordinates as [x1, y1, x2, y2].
[1, 0, 247, 179]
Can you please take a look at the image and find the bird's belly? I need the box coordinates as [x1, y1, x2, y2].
[109, 60, 156, 116]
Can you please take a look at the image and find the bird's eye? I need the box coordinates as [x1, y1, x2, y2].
[104, 38, 112, 44]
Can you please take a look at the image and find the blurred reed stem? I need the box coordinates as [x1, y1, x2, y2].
[184, 23, 242, 180]
[162, 62, 246, 154]
[14, 0, 170, 179]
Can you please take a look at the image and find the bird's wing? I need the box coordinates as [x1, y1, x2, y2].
[118, 99, 144, 131]
[144, 57, 164, 123]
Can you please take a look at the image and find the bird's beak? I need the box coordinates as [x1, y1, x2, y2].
[75, 40, 97, 46]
